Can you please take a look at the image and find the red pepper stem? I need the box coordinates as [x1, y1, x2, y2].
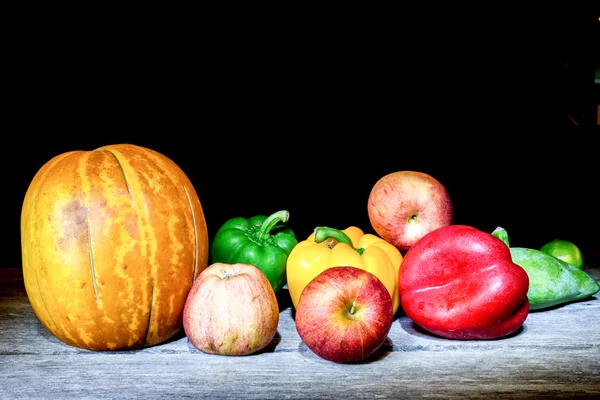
[313, 227, 365, 255]
[258, 210, 290, 240]
[491, 226, 510, 248]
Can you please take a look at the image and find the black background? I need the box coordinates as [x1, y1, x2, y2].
[8, 7, 600, 268]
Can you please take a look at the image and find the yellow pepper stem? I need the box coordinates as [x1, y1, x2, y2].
[313, 227, 365, 256]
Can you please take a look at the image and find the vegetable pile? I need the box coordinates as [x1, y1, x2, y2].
[20, 146, 600, 361]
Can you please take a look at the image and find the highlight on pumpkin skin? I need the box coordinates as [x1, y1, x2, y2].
[21, 144, 210, 351]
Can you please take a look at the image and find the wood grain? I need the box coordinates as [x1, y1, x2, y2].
[1, 267, 599, 399]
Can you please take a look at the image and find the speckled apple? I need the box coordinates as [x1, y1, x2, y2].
[183, 262, 279, 356]
[295, 266, 393, 363]
[367, 170, 453, 251]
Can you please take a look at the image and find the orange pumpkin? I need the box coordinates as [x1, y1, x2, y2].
[20, 144, 209, 351]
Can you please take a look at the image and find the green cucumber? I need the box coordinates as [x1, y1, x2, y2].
[492, 227, 600, 310]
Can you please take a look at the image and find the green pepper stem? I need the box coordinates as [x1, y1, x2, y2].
[258, 210, 290, 240]
[313, 227, 364, 255]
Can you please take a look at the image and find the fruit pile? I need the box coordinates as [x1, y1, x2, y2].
[20, 145, 600, 363]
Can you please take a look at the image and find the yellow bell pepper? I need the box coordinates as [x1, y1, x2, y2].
[286, 226, 403, 315]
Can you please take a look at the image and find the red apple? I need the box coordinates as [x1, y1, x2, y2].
[367, 170, 453, 251]
[183, 262, 279, 356]
[295, 266, 393, 363]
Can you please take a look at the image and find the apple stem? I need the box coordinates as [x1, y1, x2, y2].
[349, 300, 357, 315]
[313, 227, 365, 255]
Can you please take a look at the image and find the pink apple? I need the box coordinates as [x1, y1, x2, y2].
[183, 262, 279, 356]
[367, 170, 453, 251]
[295, 266, 393, 363]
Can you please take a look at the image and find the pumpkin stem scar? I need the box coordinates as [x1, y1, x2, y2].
[143, 286, 155, 348]
[87, 214, 99, 305]
[106, 150, 131, 194]
[184, 186, 199, 283]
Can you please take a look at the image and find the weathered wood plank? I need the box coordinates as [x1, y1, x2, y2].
[2, 349, 599, 399]
[1, 267, 599, 399]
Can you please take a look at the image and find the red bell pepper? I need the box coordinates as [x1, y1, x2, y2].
[399, 225, 530, 340]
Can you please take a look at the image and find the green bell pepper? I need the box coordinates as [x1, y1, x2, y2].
[492, 227, 600, 310]
[210, 210, 298, 293]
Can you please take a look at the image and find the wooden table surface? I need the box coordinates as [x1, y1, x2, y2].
[1, 266, 599, 400]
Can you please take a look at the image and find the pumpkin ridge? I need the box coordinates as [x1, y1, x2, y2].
[184, 185, 199, 283]
[104, 150, 131, 193]
[24, 151, 84, 348]
[33, 267, 62, 337]
[143, 285, 155, 348]
[104, 146, 157, 341]
[86, 214, 99, 304]
[22, 151, 77, 326]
